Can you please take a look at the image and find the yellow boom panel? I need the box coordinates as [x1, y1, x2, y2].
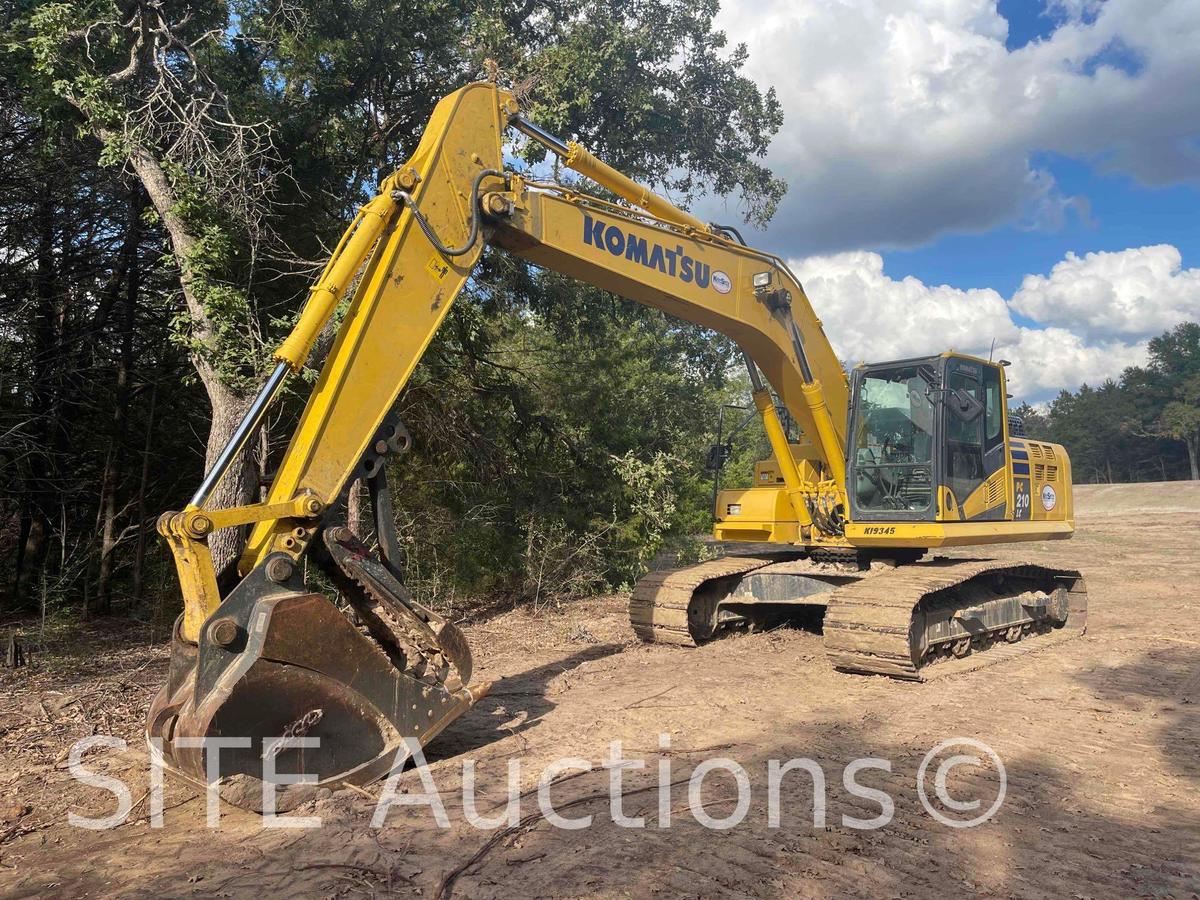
[492, 187, 849, 490]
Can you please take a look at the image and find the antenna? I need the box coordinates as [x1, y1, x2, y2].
[988, 337, 996, 363]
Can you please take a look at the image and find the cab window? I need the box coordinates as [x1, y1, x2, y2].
[946, 370, 982, 448]
[943, 363, 985, 505]
[983, 364, 1003, 451]
[852, 365, 935, 512]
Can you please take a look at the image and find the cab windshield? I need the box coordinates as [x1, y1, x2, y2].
[853, 364, 935, 512]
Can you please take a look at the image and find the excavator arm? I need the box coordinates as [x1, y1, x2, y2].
[232, 83, 849, 577]
[148, 81, 855, 794]
[162, 82, 854, 636]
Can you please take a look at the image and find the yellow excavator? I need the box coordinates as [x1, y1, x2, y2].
[148, 82, 1086, 792]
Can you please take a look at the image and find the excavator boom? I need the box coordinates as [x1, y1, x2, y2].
[148, 82, 1085, 800]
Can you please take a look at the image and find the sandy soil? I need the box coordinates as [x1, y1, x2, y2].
[2, 482, 1199, 898]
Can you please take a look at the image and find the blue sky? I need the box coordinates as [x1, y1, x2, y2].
[890, 1, 1198, 298]
[1000, 0, 1070, 47]
[705, 0, 1200, 401]
[886, 153, 1200, 299]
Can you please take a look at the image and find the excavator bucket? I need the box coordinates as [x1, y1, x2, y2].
[147, 535, 486, 797]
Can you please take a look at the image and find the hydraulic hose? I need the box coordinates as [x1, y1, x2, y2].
[392, 168, 505, 257]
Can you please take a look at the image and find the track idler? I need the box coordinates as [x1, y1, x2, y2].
[146, 553, 486, 799]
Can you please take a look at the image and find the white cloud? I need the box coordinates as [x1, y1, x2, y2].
[1010, 244, 1200, 339]
[999, 326, 1149, 396]
[792, 243, 1200, 400]
[686, 1, 1200, 400]
[792, 250, 1016, 362]
[705, 0, 1200, 253]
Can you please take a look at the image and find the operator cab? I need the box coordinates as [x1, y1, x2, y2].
[846, 354, 1007, 522]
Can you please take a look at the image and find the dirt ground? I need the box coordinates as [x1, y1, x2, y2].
[2, 482, 1199, 899]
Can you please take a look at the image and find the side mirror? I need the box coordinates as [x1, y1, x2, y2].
[705, 442, 732, 471]
[950, 388, 985, 423]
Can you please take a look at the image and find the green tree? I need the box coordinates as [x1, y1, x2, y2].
[1011, 402, 1050, 439]
[1031, 322, 1199, 484]
[0, 65, 205, 614]
[11, 0, 785, 575]
[1044, 381, 1143, 483]
[1161, 379, 1200, 480]
[1126, 323, 1200, 481]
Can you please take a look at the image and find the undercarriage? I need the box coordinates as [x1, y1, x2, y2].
[630, 552, 1088, 680]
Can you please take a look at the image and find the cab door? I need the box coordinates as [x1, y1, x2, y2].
[981, 363, 1008, 490]
[941, 357, 1007, 519]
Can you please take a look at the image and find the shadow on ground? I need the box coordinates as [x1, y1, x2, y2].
[426, 643, 625, 761]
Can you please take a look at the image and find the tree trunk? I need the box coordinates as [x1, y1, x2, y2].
[96, 187, 143, 611]
[131, 380, 159, 601]
[20, 175, 58, 603]
[202, 387, 257, 571]
[118, 137, 257, 572]
[1187, 433, 1199, 481]
[11, 508, 32, 601]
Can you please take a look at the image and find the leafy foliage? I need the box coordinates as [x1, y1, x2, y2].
[387, 276, 743, 602]
[1, 0, 784, 615]
[1017, 322, 1200, 483]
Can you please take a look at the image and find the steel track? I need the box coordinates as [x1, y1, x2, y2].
[631, 554, 1088, 680]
